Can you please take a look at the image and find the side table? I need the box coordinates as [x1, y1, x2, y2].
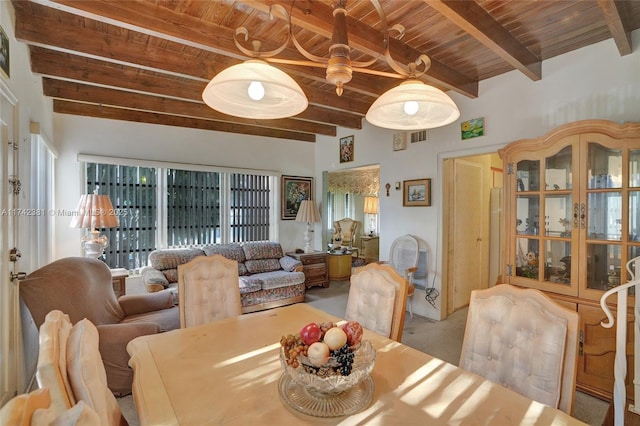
[327, 252, 353, 281]
[286, 252, 329, 288]
[110, 268, 128, 298]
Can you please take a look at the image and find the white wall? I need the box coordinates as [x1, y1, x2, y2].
[315, 31, 640, 320]
[52, 116, 316, 258]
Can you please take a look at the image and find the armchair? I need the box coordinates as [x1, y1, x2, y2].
[333, 218, 359, 248]
[19, 257, 180, 396]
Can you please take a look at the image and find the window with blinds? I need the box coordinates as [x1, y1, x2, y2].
[85, 162, 274, 269]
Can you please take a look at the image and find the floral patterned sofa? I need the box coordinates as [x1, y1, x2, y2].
[140, 242, 306, 313]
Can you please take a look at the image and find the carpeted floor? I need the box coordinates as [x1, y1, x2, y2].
[118, 276, 609, 425]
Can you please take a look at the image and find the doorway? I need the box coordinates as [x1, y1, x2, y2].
[442, 153, 503, 316]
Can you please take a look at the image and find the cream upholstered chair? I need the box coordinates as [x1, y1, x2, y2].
[333, 218, 359, 248]
[35, 310, 75, 414]
[459, 284, 579, 415]
[345, 263, 408, 342]
[177, 254, 242, 328]
[0, 388, 51, 426]
[66, 318, 129, 426]
[35, 310, 128, 425]
[0, 387, 101, 426]
[386, 234, 419, 319]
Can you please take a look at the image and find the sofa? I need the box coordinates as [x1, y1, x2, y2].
[141, 242, 307, 313]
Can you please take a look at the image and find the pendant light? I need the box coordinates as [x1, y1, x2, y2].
[365, 80, 460, 130]
[202, 59, 308, 119]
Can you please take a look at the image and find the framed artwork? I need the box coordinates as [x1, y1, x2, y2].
[339, 135, 354, 163]
[403, 178, 431, 207]
[281, 175, 313, 220]
[0, 25, 9, 78]
[461, 117, 485, 140]
[392, 133, 407, 151]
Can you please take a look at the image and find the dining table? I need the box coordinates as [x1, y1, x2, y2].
[126, 303, 586, 425]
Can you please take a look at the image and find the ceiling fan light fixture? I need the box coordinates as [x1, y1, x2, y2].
[202, 59, 308, 119]
[365, 80, 460, 130]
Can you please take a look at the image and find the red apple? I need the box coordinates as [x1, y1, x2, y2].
[341, 321, 364, 347]
[300, 322, 322, 346]
[307, 342, 330, 367]
[324, 327, 348, 350]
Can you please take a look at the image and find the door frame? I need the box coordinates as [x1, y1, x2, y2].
[438, 144, 505, 320]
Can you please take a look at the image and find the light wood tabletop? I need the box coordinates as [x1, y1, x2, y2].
[127, 303, 586, 425]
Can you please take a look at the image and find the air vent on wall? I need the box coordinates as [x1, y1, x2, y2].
[410, 130, 428, 143]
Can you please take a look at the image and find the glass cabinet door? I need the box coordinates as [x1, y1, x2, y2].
[580, 138, 640, 298]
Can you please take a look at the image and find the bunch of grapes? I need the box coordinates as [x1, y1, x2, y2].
[332, 344, 355, 376]
[280, 334, 308, 369]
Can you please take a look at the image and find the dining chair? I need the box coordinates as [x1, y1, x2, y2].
[66, 317, 129, 426]
[0, 387, 102, 426]
[35, 310, 75, 414]
[177, 254, 242, 328]
[345, 263, 408, 341]
[384, 234, 419, 319]
[459, 284, 579, 415]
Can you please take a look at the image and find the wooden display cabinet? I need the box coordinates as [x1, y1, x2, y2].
[500, 120, 640, 401]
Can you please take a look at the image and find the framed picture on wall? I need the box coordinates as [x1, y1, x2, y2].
[0, 25, 9, 78]
[281, 175, 313, 220]
[339, 135, 354, 163]
[403, 178, 431, 206]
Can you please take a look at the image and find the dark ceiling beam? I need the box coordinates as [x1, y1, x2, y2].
[426, 0, 542, 81]
[42, 78, 336, 137]
[598, 0, 633, 56]
[243, 0, 479, 98]
[44, 0, 392, 99]
[53, 100, 316, 142]
[14, 1, 371, 114]
[29, 46, 362, 130]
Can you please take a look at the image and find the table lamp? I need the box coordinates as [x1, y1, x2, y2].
[363, 196, 379, 236]
[69, 189, 119, 258]
[295, 200, 321, 253]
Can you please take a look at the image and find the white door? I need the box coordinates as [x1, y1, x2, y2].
[1, 83, 19, 404]
[450, 159, 484, 311]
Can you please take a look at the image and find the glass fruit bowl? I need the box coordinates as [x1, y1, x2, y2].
[279, 340, 375, 395]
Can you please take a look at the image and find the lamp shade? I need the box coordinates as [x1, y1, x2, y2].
[69, 194, 119, 229]
[202, 59, 308, 119]
[363, 196, 379, 214]
[295, 200, 321, 223]
[365, 79, 460, 130]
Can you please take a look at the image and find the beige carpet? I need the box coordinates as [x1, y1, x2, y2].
[118, 276, 608, 425]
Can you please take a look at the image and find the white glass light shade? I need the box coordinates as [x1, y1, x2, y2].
[202, 60, 308, 119]
[365, 80, 460, 130]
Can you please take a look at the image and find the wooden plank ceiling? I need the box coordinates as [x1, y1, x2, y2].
[13, 0, 640, 142]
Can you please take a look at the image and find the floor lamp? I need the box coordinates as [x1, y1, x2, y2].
[295, 200, 321, 253]
[70, 190, 120, 258]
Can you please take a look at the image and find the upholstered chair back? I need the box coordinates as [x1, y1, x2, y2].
[36, 310, 75, 414]
[20, 257, 125, 328]
[178, 254, 242, 328]
[459, 284, 579, 414]
[345, 263, 408, 341]
[333, 218, 359, 247]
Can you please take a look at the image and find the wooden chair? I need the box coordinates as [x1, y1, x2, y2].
[459, 284, 579, 415]
[333, 218, 359, 248]
[345, 263, 408, 342]
[177, 254, 242, 328]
